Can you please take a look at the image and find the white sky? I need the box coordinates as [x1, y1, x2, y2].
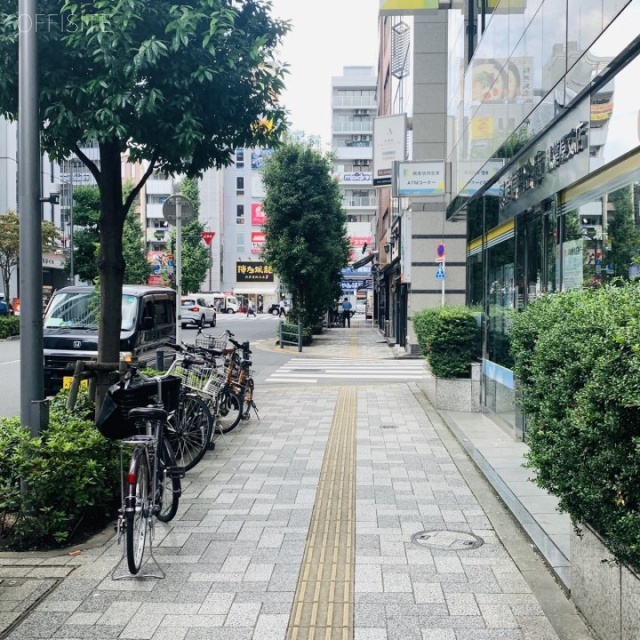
[268, 0, 380, 146]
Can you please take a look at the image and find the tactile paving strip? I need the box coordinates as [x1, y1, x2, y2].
[286, 387, 357, 640]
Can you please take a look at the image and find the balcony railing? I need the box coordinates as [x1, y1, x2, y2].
[342, 197, 377, 207]
[332, 121, 373, 133]
[332, 96, 377, 108]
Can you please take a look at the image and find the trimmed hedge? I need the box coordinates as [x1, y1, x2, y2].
[0, 390, 120, 550]
[510, 282, 640, 570]
[413, 306, 480, 378]
[278, 322, 313, 346]
[0, 316, 19, 339]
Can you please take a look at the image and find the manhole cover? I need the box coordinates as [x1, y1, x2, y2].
[411, 530, 484, 550]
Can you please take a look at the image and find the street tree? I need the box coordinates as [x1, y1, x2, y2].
[0, 211, 59, 302]
[70, 184, 151, 284]
[261, 140, 350, 326]
[0, 0, 289, 395]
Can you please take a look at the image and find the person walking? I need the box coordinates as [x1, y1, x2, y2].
[341, 297, 353, 328]
[278, 299, 287, 318]
[247, 300, 257, 317]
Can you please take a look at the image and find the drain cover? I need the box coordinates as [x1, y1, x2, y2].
[411, 530, 484, 550]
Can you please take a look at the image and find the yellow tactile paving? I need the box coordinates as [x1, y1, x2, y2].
[348, 327, 359, 358]
[286, 388, 357, 640]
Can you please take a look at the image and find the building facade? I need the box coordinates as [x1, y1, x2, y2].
[331, 66, 378, 308]
[446, 0, 638, 435]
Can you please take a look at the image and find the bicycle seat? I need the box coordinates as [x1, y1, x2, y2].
[128, 407, 168, 422]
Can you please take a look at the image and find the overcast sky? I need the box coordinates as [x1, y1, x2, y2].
[269, 0, 380, 147]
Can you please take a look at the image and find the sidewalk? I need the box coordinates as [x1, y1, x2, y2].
[0, 318, 593, 640]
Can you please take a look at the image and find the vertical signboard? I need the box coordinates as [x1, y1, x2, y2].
[251, 203, 266, 226]
[373, 114, 407, 187]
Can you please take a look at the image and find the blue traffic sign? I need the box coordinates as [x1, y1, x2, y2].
[435, 264, 445, 280]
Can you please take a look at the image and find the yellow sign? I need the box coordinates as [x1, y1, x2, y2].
[62, 376, 89, 390]
[471, 117, 494, 140]
[379, 0, 440, 14]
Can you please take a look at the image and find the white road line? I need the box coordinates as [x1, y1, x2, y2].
[266, 373, 424, 380]
[0, 360, 20, 366]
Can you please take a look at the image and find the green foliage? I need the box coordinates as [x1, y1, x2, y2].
[278, 322, 313, 346]
[262, 140, 350, 327]
[71, 184, 150, 284]
[0, 316, 19, 338]
[510, 282, 640, 570]
[0, 390, 119, 550]
[412, 306, 479, 378]
[168, 220, 211, 295]
[0, 0, 290, 370]
[0, 210, 59, 302]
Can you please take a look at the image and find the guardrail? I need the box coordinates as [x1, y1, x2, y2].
[279, 320, 302, 352]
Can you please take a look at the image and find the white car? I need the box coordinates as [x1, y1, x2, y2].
[181, 296, 217, 328]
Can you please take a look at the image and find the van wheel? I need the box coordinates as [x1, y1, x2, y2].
[211, 316, 217, 327]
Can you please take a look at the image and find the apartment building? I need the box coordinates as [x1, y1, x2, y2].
[331, 66, 378, 306]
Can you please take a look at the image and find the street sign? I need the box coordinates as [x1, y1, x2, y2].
[436, 243, 446, 262]
[201, 231, 215, 246]
[162, 194, 196, 227]
[435, 264, 445, 280]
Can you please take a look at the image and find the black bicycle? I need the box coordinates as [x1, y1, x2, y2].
[97, 367, 184, 575]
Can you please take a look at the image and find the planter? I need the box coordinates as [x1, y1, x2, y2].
[420, 362, 481, 413]
[570, 523, 640, 640]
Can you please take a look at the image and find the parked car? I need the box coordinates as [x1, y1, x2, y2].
[181, 296, 217, 328]
[43, 285, 176, 397]
[355, 301, 367, 314]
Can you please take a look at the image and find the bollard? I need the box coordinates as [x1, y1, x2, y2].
[156, 349, 165, 371]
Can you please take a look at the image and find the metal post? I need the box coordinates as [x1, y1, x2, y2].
[19, 0, 46, 435]
[279, 320, 284, 349]
[175, 199, 182, 345]
[441, 259, 446, 307]
[298, 322, 302, 353]
[69, 162, 74, 284]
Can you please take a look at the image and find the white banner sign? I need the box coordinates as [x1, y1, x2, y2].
[394, 161, 445, 196]
[373, 114, 407, 187]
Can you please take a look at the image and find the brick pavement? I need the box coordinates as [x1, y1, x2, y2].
[0, 320, 594, 640]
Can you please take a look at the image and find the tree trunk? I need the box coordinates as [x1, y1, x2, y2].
[95, 140, 126, 415]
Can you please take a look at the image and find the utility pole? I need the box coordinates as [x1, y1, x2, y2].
[19, 0, 47, 435]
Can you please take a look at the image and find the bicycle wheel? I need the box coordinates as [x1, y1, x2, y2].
[213, 385, 243, 434]
[125, 447, 150, 575]
[156, 437, 181, 523]
[241, 378, 255, 420]
[167, 393, 213, 472]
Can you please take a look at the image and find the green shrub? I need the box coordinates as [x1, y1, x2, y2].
[510, 282, 640, 570]
[0, 316, 19, 339]
[278, 322, 312, 346]
[0, 390, 120, 550]
[412, 306, 479, 378]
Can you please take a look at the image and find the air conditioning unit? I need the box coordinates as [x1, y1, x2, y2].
[354, 109, 369, 115]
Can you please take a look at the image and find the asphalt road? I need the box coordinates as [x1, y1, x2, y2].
[0, 312, 287, 420]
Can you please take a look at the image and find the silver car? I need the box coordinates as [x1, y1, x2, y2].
[181, 296, 217, 328]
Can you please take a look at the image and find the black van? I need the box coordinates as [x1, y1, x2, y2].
[43, 285, 176, 397]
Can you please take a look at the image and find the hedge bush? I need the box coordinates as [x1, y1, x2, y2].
[510, 282, 640, 570]
[413, 306, 480, 378]
[0, 390, 120, 550]
[278, 321, 313, 346]
[0, 316, 19, 339]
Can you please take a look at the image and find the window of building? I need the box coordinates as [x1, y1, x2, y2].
[236, 148, 245, 168]
[236, 233, 245, 253]
[236, 176, 245, 194]
[236, 204, 245, 225]
[146, 194, 168, 204]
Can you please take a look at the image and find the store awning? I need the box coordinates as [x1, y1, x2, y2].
[350, 251, 378, 270]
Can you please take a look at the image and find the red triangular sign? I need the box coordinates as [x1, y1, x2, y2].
[201, 231, 216, 246]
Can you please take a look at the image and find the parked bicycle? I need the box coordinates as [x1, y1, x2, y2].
[167, 336, 244, 437]
[96, 366, 184, 575]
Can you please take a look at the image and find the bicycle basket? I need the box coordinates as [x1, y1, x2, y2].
[172, 364, 211, 393]
[96, 375, 181, 440]
[194, 333, 228, 350]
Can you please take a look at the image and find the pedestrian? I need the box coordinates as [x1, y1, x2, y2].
[278, 299, 286, 318]
[341, 297, 353, 328]
[247, 300, 256, 317]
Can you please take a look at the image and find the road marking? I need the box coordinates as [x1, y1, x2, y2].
[0, 359, 20, 366]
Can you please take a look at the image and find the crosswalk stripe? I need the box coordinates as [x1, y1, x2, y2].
[265, 357, 426, 384]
